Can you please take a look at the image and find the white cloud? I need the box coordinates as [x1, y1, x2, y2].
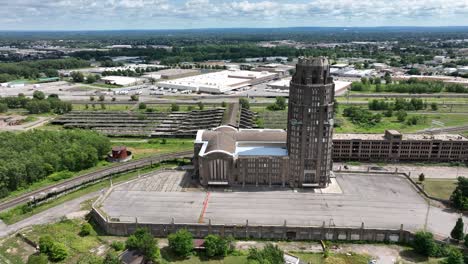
[0, 0, 468, 29]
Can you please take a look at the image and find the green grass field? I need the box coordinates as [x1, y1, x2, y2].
[115, 138, 193, 159]
[419, 179, 457, 200]
[335, 112, 468, 133]
[254, 105, 468, 133]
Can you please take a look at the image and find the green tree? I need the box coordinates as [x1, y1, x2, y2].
[464, 234, 468, 247]
[130, 94, 139, 101]
[413, 231, 437, 257]
[247, 243, 283, 264]
[204, 234, 229, 257]
[431, 102, 438, 111]
[80, 222, 93, 236]
[111, 241, 125, 251]
[239, 98, 250, 109]
[33, 90, 45, 100]
[71, 71, 85, 82]
[444, 248, 464, 264]
[168, 229, 193, 257]
[49, 242, 69, 262]
[451, 218, 464, 241]
[396, 110, 407, 122]
[450, 177, 468, 210]
[126, 228, 160, 262]
[139, 102, 147, 109]
[419, 173, 425, 182]
[39, 235, 54, 254]
[197, 101, 204, 110]
[86, 75, 97, 84]
[103, 251, 120, 264]
[171, 103, 180, 112]
[0, 103, 8, 113]
[98, 95, 105, 101]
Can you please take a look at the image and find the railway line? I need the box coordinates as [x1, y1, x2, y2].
[0, 150, 193, 212]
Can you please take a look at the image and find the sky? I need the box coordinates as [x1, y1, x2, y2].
[1, 0, 468, 30]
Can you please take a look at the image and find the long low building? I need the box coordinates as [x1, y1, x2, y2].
[194, 127, 468, 186]
[333, 130, 468, 162]
[158, 70, 278, 94]
[267, 78, 351, 94]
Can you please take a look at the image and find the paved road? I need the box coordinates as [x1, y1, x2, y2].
[334, 162, 468, 179]
[0, 150, 193, 212]
[0, 192, 99, 237]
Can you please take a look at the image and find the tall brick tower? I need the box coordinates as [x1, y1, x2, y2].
[287, 57, 335, 187]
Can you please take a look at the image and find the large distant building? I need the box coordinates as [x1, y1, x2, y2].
[194, 57, 335, 188]
[158, 70, 278, 94]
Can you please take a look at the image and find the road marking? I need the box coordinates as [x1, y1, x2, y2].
[198, 192, 211, 223]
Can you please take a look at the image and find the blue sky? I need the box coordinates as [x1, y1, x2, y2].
[1, 0, 468, 30]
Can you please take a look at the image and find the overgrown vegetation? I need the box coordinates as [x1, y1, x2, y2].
[0, 58, 89, 82]
[342, 106, 382, 126]
[450, 177, 468, 211]
[0, 129, 110, 198]
[0, 93, 72, 114]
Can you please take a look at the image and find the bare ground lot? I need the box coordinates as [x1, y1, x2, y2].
[100, 171, 466, 238]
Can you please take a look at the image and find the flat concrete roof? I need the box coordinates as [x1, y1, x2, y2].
[334, 133, 468, 141]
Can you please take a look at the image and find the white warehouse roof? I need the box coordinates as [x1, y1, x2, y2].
[158, 70, 278, 94]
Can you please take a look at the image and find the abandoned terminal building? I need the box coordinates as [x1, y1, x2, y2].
[193, 57, 468, 188]
[194, 57, 335, 188]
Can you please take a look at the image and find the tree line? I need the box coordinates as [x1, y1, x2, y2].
[342, 106, 383, 126]
[0, 130, 110, 198]
[0, 58, 90, 83]
[0, 92, 72, 114]
[368, 98, 430, 111]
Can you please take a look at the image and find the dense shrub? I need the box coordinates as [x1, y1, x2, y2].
[27, 254, 48, 264]
[39, 235, 54, 254]
[204, 234, 230, 257]
[168, 229, 193, 257]
[49, 242, 69, 262]
[80, 222, 93, 236]
[239, 98, 250, 109]
[413, 231, 437, 257]
[267, 97, 287, 111]
[126, 228, 160, 262]
[0, 103, 7, 113]
[342, 106, 382, 126]
[247, 243, 284, 264]
[110, 241, 125, 251]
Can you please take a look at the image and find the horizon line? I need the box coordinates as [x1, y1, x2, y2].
[2, 25, 468, 32]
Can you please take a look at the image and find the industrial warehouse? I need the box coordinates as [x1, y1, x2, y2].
[157, 70, 278, 94]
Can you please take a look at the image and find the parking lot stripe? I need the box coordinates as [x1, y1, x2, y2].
[198, 192, 211, 223]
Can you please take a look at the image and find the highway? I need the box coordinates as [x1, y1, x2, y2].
[0, 150, 193, 212]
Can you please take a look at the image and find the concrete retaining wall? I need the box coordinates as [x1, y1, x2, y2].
[90, 209, 414, 243]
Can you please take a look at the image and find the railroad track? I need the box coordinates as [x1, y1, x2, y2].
[0, 150, 193, 212]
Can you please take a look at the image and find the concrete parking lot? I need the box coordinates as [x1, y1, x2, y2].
[100, 171, 465, 238]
